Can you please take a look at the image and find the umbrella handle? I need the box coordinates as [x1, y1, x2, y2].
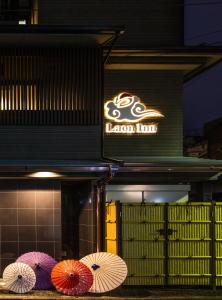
[69, 272, 79, 279]
[35, 263, 41, 269]
[91, 264, 100, 271]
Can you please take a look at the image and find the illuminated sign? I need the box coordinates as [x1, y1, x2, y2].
[105, 123, 158, 134]
[104, 92, 164, 135]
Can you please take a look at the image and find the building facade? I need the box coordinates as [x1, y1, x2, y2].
[0, 0, 222, 287]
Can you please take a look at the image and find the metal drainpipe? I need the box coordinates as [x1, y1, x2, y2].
[97, 30, 125, 251]
[95, 165, 118, 252]
[101, 29, 125, 166]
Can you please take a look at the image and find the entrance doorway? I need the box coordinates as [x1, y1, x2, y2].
[61, 181, 97, 259]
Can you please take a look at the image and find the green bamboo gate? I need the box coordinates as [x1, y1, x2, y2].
[105, 202, 222, 287]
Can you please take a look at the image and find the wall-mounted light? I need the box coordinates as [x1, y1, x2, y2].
[18, 20, 26, 25]
[27, 172, 62, 178]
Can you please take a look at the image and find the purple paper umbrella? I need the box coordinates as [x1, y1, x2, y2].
[17, 252, 57, 290]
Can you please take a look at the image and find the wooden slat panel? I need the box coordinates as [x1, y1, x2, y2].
[0, 47, 102, 125]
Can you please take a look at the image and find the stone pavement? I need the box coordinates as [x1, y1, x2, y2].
[0, 288, 222, 300]
[1, 278, 222, 300]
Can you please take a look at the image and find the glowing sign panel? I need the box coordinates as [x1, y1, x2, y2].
[105, 92, 163, 123]
[104, 93, 164, 135]
[105, 123, 158, 134]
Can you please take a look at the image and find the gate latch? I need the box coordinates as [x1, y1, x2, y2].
[157, 228, 176, 236]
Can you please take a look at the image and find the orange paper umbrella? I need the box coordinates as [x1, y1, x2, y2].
[51, 260, 93, 295]
[80, 252, 128, 293]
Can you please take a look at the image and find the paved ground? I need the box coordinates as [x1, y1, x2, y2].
[1, 279, 222, 299]
[0, 288, 222, 300]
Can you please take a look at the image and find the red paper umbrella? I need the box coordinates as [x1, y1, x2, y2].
[51, 260, 93, 295]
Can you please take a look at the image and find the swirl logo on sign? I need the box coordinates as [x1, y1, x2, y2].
[104, 92, 164, 123]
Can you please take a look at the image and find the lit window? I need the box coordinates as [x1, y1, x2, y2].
[0, 0, 38, 24]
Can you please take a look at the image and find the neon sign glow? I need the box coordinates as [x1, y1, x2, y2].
[104, 92, 164, 135]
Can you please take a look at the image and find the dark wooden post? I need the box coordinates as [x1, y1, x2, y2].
[164, 203, 169, 287]
[210, 201, 216, 290]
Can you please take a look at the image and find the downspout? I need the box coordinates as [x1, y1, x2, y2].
[96, 30, 125, 251]
[95, 165, 118, 251]
[101, 29, 125, 166]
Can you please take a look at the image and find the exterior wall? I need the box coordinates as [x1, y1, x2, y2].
[0, 181, 61, 275]
[104, 70, 183, 158]
[38, 0, 184, 47]
[0, 47, 102, 159]
[0, 126, 100, 159]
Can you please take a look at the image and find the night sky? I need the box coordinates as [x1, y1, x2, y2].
[184, 0, 222, 135]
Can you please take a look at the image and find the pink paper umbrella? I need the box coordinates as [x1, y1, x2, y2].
[17, 252, 57, 290]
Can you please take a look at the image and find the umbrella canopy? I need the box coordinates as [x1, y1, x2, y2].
[17, 252, 57, 290]
[3, 262, 36, 293]
[80, 252, 128, 293]
[51, 260, 93, 295]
